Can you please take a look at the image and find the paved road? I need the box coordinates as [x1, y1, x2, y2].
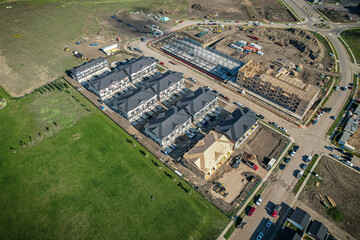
[128, 1, 360, 239]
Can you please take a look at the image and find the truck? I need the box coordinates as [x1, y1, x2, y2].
[243, 159, 258, 170]
[272, 205, 282, 217]
[247, 35, 259, 41]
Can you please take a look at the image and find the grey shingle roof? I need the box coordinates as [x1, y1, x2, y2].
[307, 220, 328, 240]
[144, 106, 190, 140]
[70, 57, 107, 76]
[278, 227, 302, 240]
[111, 86, 155, 113]
[339, 130, 351, 144]
[289, 207, 311, 230]
[217, 108, 257, 141]
[88, 68, 128, 91]
[118, 56, 154, 76]
[147, 71, 183, 93]
[178, 88, 217, 116]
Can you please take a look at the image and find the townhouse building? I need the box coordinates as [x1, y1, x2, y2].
[147, 71, 185, 101]
[144, 106, 192, 148]
[109, 86, 157, 122]
[178, 88, 218, 123]
[70, 57, 109, 83]
[87, 68, 131, 100]
[118, 56, 156, 83]
[217, 108, 258, 148]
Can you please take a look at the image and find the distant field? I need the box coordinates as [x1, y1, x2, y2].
[341, 28, 360, 63]
[0, 0, 187, 97]
[0, 85, 228, 240]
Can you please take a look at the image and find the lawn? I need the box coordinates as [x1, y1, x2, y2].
[0, 0, 187, 97]
[341, 29, 360, 63]
[0, 86, 228, 240]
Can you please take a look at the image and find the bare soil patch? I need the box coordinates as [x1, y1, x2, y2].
[299, 157, 360, 239]
[189, 0, 295, 22]
[347, 128, 360, 154]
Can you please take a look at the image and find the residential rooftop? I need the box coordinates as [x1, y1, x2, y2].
[144, 106, 190, 140]
[177, 88, 217, 116]
[70, 57, 107, 75]
[118, 56, 154, 76]
[110, 86, 155, 113]
[217, 108, 257, 141]
[147, 71, 183, 93]
[88, 68, 128, 91]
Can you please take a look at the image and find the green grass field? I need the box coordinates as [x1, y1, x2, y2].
[0, 86, 228, 240]
[0, 0, 187, 96]
[340, 29, 360, 63]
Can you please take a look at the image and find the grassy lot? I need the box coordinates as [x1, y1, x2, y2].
[0, 1, 187, 96]
[0, 86, 228, 240]
[340, 29, 360, 63]
[293, 154, 319, 195]
[338, 37, 356, 63]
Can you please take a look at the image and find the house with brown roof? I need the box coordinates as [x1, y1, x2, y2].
[183, 131, 234, 179]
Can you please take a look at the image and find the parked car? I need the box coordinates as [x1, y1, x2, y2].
[219, 93, 225, 99]
[224, 96, 230, 101]
[330, 116, 337, 120]
[159, 62, 165, 66]
[325, 146, 335, 151]
[331, 154, 341, 161]
[279, 164, 286, 170]
[313, 119, 318, 125]
[235, 102, 244, 108]
[345, 152, 354, 158]
[353, 166, 360, 172]
[248, 207, 256, 216]
[266, 219, 273, 228]
[279, 127, 288, 133]
[189, 77, 196, 82]
[256, 114, 264, 119]
[334, 86, 339, 91]
[290, 151, 296, 157]
[293, 145, 299, 152]
[343, 160, 353, 167]
[284, 157, 291, 163]
[256, 232, 264, 240]
[305, 155, 312, 163]
[255, 196, 263, 205]
[300, 163, 308, 170]
[272, 205, 282, 217]
[296, 170, 304, 178]
[212, 90, 218, 94]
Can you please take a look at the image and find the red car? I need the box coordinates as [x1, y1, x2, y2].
[248, 206, 256, 216]
[272, 205, 282, 218]
[224, 96, 230, 101]
[159, 62, 165, 66]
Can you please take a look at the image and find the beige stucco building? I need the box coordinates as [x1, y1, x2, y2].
[183, 131, 234, 179]
[237, 60, 320, 120]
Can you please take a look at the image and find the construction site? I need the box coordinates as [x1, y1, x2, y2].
[189, 0, 296, 22]
[154, 26, 334, 121]
[299, 157, 360, 239]
[193, 125, 288, 214]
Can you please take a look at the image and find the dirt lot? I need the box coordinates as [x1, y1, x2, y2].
[239, 124, 289, 167]
[211, 27, 332, 86]
[299, 157, 360, 239]
[189, 0, 295, 22]
[317, 2, 360, 23]
[347, 127, 360, 153]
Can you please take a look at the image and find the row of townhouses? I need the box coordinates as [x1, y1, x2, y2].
[143, 88, 218, 148]
[70, 57, 109, 83]
[109, 71, 186, 122]
[70, 56, 157, 100]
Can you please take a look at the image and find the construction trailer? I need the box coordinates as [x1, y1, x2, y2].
[100, 44, 119, 55]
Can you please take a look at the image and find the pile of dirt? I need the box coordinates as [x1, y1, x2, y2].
[253, 28, 325, 64]
[191, 4, 201, 10]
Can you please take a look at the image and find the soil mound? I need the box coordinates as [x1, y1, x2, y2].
[191, 4, 202, 10]
[253, 28, 325, 63]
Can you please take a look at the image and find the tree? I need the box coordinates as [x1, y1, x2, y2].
[328, 207, 344, 222]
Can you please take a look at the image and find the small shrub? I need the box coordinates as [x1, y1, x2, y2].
[328, 207, 344, 222]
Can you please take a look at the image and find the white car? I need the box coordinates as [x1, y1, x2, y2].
[344, 161, 353, 167]
[189, 77, 196, 82]
[290, 151, 296, 157]
[279, 127, 288, 133]
[306, 155, 312, 162]
[255, 196, 263, 205]
[334, 86, 339, 91]
[235, 102, 244, 108]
